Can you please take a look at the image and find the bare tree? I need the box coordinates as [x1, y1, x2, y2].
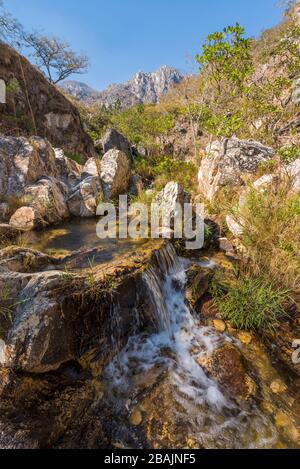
[23, 33, 89, 84]
[0, 0, 23, 45]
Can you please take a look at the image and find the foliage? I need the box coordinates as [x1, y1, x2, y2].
[0, 1, 89, 84]
[210, 269, 289, 332]
[133, 155, 197, 192]
[6, 78, 20, 95]
[196, 24, 253, 93]
[278, 144, 300, 163]
[79, 103, 116, 140]
[0, 0, 23, 45]
[65, 152, 84, 165]
[111, 104, 175, 152]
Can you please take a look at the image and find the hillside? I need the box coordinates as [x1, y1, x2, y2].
[0, 43, 95, 160]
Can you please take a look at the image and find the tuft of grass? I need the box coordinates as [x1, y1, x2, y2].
[0, 287, 29, 339]
[278, 145, 300, 165]
[65, 152, 83, 165]
[210, 269, 290, 332]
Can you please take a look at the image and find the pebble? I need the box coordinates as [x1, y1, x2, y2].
[213, 319, 226, 333]
[275, 411, 290, 428]
[270, 379, 288, 394]
[130, 408, 143, 426]
[237, 332, 252, 345]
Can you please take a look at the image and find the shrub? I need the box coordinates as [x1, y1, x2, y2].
[152, 157, 197, 192]
[133, 155, 197, 193]
[111, 104, 174, 153]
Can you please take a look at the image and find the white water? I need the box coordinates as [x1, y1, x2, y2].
[104, 244, 279, 449]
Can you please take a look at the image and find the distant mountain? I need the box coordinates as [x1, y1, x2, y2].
[60, 66, 184, 108]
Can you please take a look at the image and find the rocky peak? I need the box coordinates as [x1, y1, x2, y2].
[60, 65, 184, 108]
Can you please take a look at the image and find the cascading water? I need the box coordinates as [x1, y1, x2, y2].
[103, 243, 280, 449]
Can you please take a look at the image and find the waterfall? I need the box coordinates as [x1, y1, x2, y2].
[142, 242, 180, 335]
[104, 242, 279, 449]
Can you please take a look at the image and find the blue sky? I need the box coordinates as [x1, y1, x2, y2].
[7, 0, 283, 90]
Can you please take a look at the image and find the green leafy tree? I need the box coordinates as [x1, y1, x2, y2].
[196, 23, 253, 94]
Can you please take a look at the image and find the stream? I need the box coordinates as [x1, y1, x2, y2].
[101, 243, 284, 449]
[20, 222, 300, 449]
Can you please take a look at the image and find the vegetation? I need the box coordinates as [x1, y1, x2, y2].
[133, 154, 197, 192]
[235, 178, 300, 292]
[210, 269, 289, 332]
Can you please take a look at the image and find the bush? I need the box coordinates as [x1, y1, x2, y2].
[111, 104, 174, 153]
[210, 270, 289, 332]
[133, 155, 197, 193]
[152, 157, 197, 192]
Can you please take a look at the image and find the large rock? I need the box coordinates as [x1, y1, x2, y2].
[81, 157, 99, 180]
[154, 181, 190, 229]
[287, 157, 300, 192]
[68, 176, 102, 218]
[0, 136, 58, 197]
[54, 148, 82, 190]
[9, 177, 69, 231]
[101, 128, 131, 155]
[226, 214, 244, 237]
[100, 149, 131, 200]
[9, 207, 42, 232]
[0, 241, 166, 374]
[198, 138, 274, 200]
[197, 343, 257, 402]
[0, 43, 96, 160]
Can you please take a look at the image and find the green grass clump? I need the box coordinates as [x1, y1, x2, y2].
[65, 152, 83, 165]
[210, 270, 289, 332]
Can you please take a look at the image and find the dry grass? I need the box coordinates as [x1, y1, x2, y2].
[233, 175, 300, 293]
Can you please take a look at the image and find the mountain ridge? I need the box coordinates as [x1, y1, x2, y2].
[60, 65, 184, 108]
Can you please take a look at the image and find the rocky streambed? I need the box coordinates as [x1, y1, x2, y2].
[0, 222, 299, 449]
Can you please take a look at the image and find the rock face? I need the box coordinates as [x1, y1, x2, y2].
[0, 43, 95, 160]
[0, 135, 134, 229]
[23, 177, 69, 227]
[101, 128, 131, 155]
[60, 66, 184, 108]
[10, 206, 42, 232]
[198, 138, 274, 200]
[54, 148, 82, 190]
[100, 149, 131, 200]
[81, 157, 99, 179]
[0, 136, 58, 197]
[0, 241, 168, 448]
[226, 214, 244, 237]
